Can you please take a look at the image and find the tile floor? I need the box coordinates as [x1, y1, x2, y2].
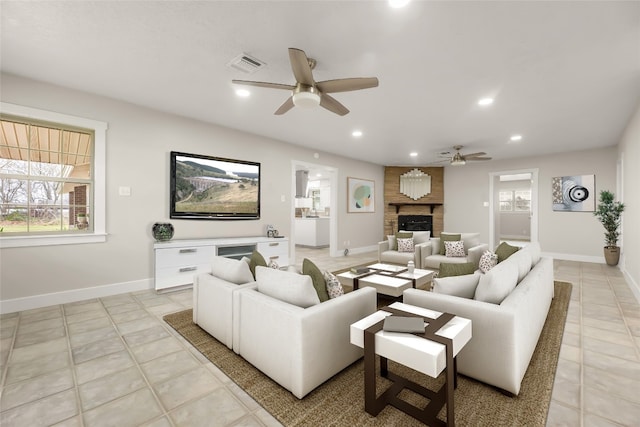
[0, 249, 639, 426]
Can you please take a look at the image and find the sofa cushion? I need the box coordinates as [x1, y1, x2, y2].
[256, 266, 320, 308]
[387, 235, 396, 251]
[509, 248, 533, 283]
[323, 271, 345, 299]
[461, 233, 481, 252]
[433, 273, 480, 299]
[249, 250, 268, 278]
[397, 237, 415, 253]
[439, 262, 476, 278]
[210, 256, 254, 284]
[495, 242, 519, 263]
[302, 258, 330, 302]
[474, 258, 519, 304]
[445, 240, 466, 257]
[478, 250, 498, 273]
[439, 233, 461, 255]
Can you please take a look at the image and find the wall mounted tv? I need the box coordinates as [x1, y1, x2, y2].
[170, 151, 260, 220]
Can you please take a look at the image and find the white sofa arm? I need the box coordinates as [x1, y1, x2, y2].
[413, 241, 431, 269]
[378, 240, 390, 261]
[467, 243, 489, 268]
[234, 286, 376, 398]
[193, 273, 256, 349]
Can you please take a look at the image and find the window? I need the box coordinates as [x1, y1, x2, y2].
[0, 103, 107, 248]
[500, 190, 531, 212]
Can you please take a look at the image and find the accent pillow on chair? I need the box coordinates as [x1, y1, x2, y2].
[397, 238, 415, 253]
[392, 231, 413, 250]
[439, 233, 461, 255]
[444, 240, 466, 257]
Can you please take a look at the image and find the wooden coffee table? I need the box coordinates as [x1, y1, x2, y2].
[337, 263, 434, 297]
[350, 302, 472, 426]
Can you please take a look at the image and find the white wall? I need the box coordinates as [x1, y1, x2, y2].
[617, 102, 640, 296]
[443, 147, 618, 262]
[0, 73, 384, 310]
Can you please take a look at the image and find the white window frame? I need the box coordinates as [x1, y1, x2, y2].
[499, 191, 514, 212]
[514, 190, 532, 212]
[0, 102, 107, 248]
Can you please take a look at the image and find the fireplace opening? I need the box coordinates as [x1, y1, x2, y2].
[398, 215, 433, 234]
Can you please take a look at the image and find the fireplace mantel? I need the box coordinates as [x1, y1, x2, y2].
[388, 202, 443, 214]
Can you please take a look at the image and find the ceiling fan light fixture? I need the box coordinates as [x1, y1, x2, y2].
[451, 152, 466, 166]
[292, 91, 321, 108]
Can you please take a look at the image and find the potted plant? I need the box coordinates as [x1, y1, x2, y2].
[594, 190, 625, 266]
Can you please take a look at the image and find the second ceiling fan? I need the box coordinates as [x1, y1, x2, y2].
[437, 145, 493, 166]
[232, 48, 379, 116]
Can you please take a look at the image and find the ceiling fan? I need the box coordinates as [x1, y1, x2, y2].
[232, 48, 379, 116]
[437, 145, 492, 166]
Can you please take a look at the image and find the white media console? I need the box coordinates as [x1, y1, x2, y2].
[153, 236, 289, 291]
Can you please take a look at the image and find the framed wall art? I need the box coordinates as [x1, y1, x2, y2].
[552, 174, 595, 212]
[347, 177, 375, 213]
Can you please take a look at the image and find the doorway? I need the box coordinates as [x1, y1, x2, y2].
[488, 169, 539, 249]
[291, 160, 338, 266]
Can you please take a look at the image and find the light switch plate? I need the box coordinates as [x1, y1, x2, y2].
[119, 186, 131, 196]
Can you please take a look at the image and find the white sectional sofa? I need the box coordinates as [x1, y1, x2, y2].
[194, 258, 377, 399]
[403, 242, 553, 395]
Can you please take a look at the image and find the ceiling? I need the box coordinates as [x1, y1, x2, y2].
[1, 1, 639, 166]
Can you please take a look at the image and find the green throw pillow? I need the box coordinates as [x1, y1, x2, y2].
[302, 258, 330, 302]
[495, 242, 519, 263]
[439, 233, 461, 255]
[393, 231, 413, 250]
[249, 250, 267, 279]
[438, 262, 476, 278]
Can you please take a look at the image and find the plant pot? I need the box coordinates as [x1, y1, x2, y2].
[604, 246, 620, 266]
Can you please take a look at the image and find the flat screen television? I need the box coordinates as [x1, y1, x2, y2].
[170, 151, 260, 220]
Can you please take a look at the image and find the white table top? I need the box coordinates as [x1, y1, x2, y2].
[337, 263, 435, 280]
[350, 302, 472, 378]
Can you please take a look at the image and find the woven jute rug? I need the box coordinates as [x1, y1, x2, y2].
[164, 281, 571, 426]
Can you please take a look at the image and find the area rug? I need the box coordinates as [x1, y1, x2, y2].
[163, 281, 571, 426]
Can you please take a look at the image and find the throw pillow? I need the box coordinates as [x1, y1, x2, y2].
[323, 270, 345, 299]
[387, 235, 396, 251]
[267, 259, 279, 269]
[495, 242, 520, 263]
[439, 233, 461, 255]
[210, 256, 254, 284]
[438, 262, 476, 278]
[302, 258, 330, 302]
[411, 231, 431, 245]
[444, 240, 466, 257]
[432, 273, 480, 299]
[397, 237, 415, 253]
[478, 250, 498, 273]
[256, 266, 320, 308]
[249, 250, 267, 279]
[393, 231, 413, 250]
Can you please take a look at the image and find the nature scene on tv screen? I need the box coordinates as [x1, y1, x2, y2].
[174, 155, 259, 215]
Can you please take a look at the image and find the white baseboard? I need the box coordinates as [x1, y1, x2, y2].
[0, 278, 153, 314]
[542, 252, 605, 264]
[621, 268, 640, 304]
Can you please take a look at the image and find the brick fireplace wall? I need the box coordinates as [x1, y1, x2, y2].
[383, 166, 444, 237]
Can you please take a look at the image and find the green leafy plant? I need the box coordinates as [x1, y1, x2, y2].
[594, 190, 625, 247]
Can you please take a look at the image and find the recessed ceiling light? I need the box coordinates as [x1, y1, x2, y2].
[477, 98, 494, 106]
[388, 0, 411, 8]
[352, 130, 363, 137]
[510, 135, 523, 142]
[235, 89, 250, 97]
[410, 152, 418, 157]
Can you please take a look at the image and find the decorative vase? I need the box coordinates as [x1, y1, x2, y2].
[604, 246, 620, 266]
[152, 222, 174, 241]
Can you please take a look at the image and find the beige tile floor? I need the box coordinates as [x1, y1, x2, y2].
[0, 249, 638, 426]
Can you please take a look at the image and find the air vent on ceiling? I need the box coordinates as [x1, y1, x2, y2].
[227, 53, 266, 74]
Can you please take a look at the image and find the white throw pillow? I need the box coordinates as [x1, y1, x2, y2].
[478, 250, 498, 273]
[474, 259, 518, 304]
[256, 266, 320, 308]
[445, 240, 466, 257]
[323, 271, 345, 299]
[432, 273, 480, 299]
[387, 235, 396, 250]
[397, 238, 415, 253]
[509, 249, 533, 283]
[211, 256, 254, 284]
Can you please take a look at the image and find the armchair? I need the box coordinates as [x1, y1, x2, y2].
[378, 231, 431, 268]
[422, 232, 488, 270]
